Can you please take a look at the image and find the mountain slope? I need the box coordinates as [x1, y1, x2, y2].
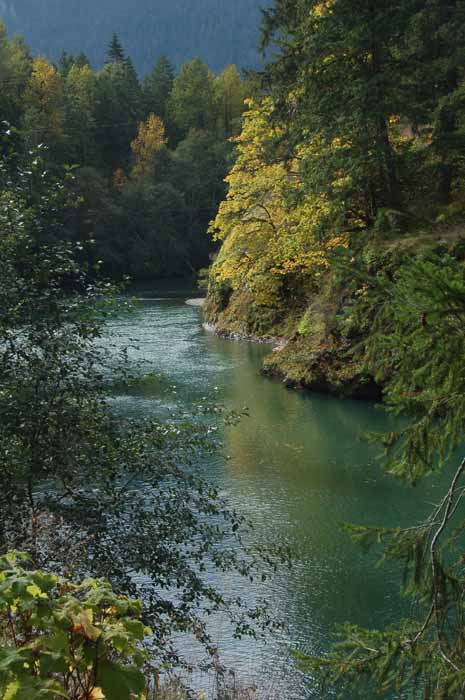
[0, 0, 267, 74]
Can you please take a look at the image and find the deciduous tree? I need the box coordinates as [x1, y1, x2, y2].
[22, 56, 64, 151]
[131, 112, 166, 180]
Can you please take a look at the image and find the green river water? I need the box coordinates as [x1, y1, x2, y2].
[107, 290, 444, 699]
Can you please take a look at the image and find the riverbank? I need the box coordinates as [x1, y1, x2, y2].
[203, 254, 381, 399]
[204, 229, 465, 401]
[204, 287, 382, 400]
[202, 320, 282, 346]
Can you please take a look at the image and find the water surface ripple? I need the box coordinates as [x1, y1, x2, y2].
[106, 294, 441, 699]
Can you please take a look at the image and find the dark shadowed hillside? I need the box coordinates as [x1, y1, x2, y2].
[0, 0, 267, 73]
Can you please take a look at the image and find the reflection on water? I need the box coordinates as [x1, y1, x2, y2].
[106, 295, 443, 699]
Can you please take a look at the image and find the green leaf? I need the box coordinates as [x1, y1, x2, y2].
[98, 660, 145, 700]
[0, 649, 24, 672]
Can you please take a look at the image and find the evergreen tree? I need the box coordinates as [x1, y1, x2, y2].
[106, 32, 125, 64]
[261, 0, 417, 220]
[171, 129, 230, 266]
[76, 51, 91, 69]
[142, 55, 175, 122]
[305, 248, 465, 698]
[123, 55, 142, 109]
[261, 0, 465, 222]
[402, 0, 465, 202]
[58, 50, 75, 78]
[167, 58, 219, 139]
[95, 52, 142, 172]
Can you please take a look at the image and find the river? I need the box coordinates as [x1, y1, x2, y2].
[106, 290, 443, 699]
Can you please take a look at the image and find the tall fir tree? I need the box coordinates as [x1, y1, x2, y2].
[58, 50, 75, 78]
[142, 55, 175, 122]
[96, 40, 142, 173]
[106, 32, 125, 64]
[261, 0, 419, 221]
[401, 0, 465, 202]
[167, 58, 219, 139]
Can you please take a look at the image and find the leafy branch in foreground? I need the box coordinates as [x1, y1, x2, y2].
[306, 248, 465, 698]
[0, 128, 289, 676]
[0, 552, 150, 700]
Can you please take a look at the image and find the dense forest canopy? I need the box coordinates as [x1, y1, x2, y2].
[0, 20, 250, 282]
[0, 0, 268, 74]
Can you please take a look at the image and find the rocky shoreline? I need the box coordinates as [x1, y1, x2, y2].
[202, 321, 284, 347]
[185, 298, 206, 307]
[201, 314, 382, 401]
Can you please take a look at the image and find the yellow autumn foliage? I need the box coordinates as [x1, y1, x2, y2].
[131, 113, 167, 180]
[209, 98, 346, 306]
[23, 57, 64, 139]
[312, 0, 336, 19]
[66, 64, 97, 109]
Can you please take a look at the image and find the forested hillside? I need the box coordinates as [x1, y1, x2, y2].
[0, 21, 250, 281]
[0, 0, 267, 73]
[206, 0, 465, 397]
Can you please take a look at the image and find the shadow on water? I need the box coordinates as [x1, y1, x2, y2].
[106, 293, 446, 699]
